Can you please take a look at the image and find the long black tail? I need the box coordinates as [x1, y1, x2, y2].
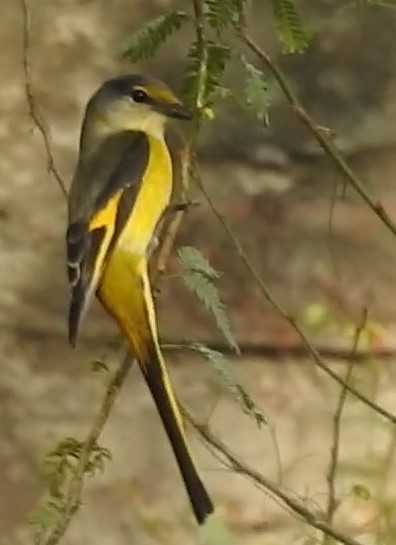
[139, 347, 214, 524]
[103, 265, 214, 524]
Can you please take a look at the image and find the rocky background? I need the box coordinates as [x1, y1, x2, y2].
[2, 1, 396, 544]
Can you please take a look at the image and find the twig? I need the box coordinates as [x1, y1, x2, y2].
[36, 352, 132, 545]
[191, 0, 208, 112]
[235, 24, 396, 238]
[19, 0, 67, 197]
[154, 148, 193, 282]
[154, 0, 207, 282]
[194, 168, 396, 426]
[323, 308, 368, 545]
[183, 408, 364, 545]
[154, 210, 185, 278]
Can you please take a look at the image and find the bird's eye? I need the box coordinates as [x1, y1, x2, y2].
[131, 88, 148, 103]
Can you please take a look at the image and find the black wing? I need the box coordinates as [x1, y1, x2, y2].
[66, 130, 149, 345]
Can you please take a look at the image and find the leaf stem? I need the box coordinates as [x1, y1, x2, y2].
[20, 0, 67, 197]
[236, 24, 396, 238]
[36, 354, 132, 545]
[194, 169, 396, 425]
[183, 407, 365, 545]
[323, 308, 368, 544]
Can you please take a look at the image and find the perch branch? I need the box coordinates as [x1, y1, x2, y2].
[236, 22, 396, 238]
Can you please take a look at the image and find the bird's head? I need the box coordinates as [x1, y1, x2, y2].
[84, 74, 192, 140]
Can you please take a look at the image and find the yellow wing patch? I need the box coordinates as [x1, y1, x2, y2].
[89, 190, 122, 231]
[84, 189, 123, 312]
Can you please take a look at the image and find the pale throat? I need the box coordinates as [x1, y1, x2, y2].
[138, 112, 167, 139]
[94, 108, 167, 141]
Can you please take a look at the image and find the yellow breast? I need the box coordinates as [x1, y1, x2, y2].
[117, 134, 173, 256]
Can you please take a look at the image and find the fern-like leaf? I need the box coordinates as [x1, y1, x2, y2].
[206, 43, 231, 100]
[29, 500, 64, 534]
[122, 11, 188, 61]
[183, 41, 201, 105]
[270, 0, 310, 53]
[241, 57, 271, 123]
[178, 246, 239, 353]
[204, 0, 244, 31]
[188, 342, 266, 426]
[183, 41, 231, 106]
[178, 246, 220, 278]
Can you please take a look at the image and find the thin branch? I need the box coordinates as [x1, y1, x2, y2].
[236, 22, 396, 239]
[19, 0, 67, 197]
[154, 210, 185, 278]
[183, 408, 364, 545]
[194, 168, 396, 426]
[36, 352, 132, 545]
[191, 0, 208, 112]
[323, 308, 368, 544]
[153, 149, 193, 283]
[154, 0, 207, 283]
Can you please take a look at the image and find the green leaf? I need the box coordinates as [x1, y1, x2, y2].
[241, 57, 271, 123]
[91, 358, 110, 373]
[206, 43, 231, 100]
[352, 483, 371, 500]
[178, 246, 220, 279]
[42, 437, 111, 487]
[178, 246, 239, 353]
[28, 501, 64, 532]
[204, 0, 244, 32]
[188, 342, 266, 426]
[269, 0, 310, 53]
[183, 41, 231, 106]
[87, 445, 112, 476]
[122, 11, 188, 62]
[183, 41, 203, 105]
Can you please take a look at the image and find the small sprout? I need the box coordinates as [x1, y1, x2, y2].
[202, 106, 215, 120]
[91, 358, 110, 373]
[352, 484, 371, 501]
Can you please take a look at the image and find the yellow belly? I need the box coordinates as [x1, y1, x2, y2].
[97, 133, 173, 358]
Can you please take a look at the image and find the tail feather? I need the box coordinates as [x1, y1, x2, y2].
[140, 267, 213, 523]
[140, 346, 214, 524]
[98, 257, 214, 523]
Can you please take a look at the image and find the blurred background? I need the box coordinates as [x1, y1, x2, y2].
[2, 0, 396, 543]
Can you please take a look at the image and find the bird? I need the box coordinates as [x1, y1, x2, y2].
[66, 74, 214, 524]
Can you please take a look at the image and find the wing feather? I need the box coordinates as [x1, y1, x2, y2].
[66, 130, 149, 345]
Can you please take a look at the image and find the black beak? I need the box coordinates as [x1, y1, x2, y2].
[158, 101, 193, 120]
